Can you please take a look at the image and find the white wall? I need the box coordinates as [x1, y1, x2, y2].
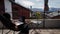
[4, 0, 12, 19]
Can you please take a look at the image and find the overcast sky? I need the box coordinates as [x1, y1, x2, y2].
[15, 0, 60, 9]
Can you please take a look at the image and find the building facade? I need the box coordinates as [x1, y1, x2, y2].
[0, 0, 31, 19]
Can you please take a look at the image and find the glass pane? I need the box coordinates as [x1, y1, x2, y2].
[15, 0, 44, 19]
[45, 0, 60, 19]
[45, 0, 60, 28]
[15, 0, 44, 9]
[48, 0, 60, 9]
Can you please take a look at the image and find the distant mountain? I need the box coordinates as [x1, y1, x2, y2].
[49, 8, 60, 12]
[31, 8, 60, 12]
[32, 8, 43, 12]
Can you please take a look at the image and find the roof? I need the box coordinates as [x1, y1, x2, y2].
[45, 12, 60, 18]
[9, 0, 32, 11]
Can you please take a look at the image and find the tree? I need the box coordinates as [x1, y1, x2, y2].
[35, 11, 42, 19]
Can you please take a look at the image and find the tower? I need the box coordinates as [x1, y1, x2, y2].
[30, 6, 32, 10]
[30, 6, 32, 17]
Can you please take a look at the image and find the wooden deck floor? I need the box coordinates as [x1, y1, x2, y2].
[0, 29, 60, 34]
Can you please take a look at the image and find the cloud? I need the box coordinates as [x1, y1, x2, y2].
[15, 0, 35, 7]
[33, 6, 44, 9]
[22, 0, 35, 6]
[15, 0, 44, 8]
[36, 0, 41, 2]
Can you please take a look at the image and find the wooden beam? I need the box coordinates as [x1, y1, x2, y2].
[44, 0, 49, 12]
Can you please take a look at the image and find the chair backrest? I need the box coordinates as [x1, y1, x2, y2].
[0, 14, 27, 31]
[19, 16, 26, 24]
[0, 14, 16, 31]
